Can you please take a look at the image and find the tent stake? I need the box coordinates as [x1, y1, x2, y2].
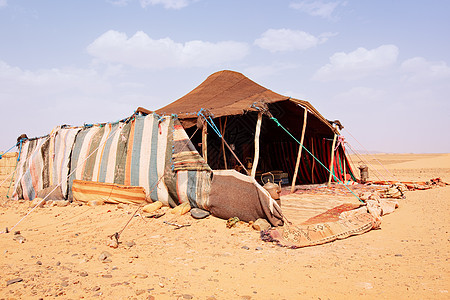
[327, 131, 338, 186]
[290, 109, 308, 193]
[251, 112, 263, 178]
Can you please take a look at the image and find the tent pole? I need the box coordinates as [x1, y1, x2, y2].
[343, 147, 347, 182]
[290, 108, 308, 193]
[222, 138, 249, 176]
[327, 131, 338, 187]
[202, 119, 208, 163]
[221, 117, 228, 169]
[311, 137, 315, 184]
[251, 112, 263, 178]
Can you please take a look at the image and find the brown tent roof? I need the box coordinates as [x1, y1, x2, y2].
[156, 70, 336, 133]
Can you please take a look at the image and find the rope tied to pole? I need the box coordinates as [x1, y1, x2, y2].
[197, 108, 249, 175]
[0, 145, 17, 160]
[270, 117, 364, 203]
[197, 109, 222, 138]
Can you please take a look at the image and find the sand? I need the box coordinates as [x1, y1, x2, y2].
[0, 153, 449, 299]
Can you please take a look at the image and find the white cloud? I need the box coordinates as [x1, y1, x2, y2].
[0, 59, 171, 148]
[254, 29, 332, 52]
[0, 60, 111, 96]
[139, 0, 192, 9]
[0, 0, 7, 8]
[313, 44, 399, 81]
[290, 0, 344, 19]
[401, 57, 450, 83]
[87, 30, 249, 69]
[0, 60, 115, 143]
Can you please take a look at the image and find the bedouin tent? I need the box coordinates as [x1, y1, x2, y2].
[156, 70, 356, 187]
[10, 70, 356, 228]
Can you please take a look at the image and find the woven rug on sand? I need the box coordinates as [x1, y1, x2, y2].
[262, 212, 376, 249]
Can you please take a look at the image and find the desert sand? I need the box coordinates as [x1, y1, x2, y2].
[0, 153, 449, 299]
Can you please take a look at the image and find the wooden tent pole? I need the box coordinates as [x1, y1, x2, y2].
[327, 131, 338, 187]
[221, 117, 228, 169]
[222, 138, 249, 176]
[290, 109, 308, 193]
[311, 137, 315, 184]
[202, 119, 208, 163]
[219, 118, 223, 157]
[343, 147, 347, 182]
[251, 112, 263, 178]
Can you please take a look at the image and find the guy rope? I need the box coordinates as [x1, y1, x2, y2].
[269, 117, 363, 203]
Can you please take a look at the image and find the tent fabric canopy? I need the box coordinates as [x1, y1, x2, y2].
[156, 70, 338, 134]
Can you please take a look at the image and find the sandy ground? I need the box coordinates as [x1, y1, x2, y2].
[0, 153, 449, 299]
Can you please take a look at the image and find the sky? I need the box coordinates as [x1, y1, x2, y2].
[0, 0, 449, 154]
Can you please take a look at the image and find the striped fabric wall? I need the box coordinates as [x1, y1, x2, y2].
[68, 114, 173, 203]
[13, 126, 82, 200]
[13, 113, 212, 208]
[172, 120, 211, 208]
[14, 136, 48, 200]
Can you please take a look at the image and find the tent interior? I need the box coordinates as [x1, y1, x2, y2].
[184, 103, 353, 185]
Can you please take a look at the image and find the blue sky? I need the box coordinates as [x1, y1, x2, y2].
[0, 0, 449, 153]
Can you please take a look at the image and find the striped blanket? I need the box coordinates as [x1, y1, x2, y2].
[13, 113, 212, 208]
[72, 179, 148, 205]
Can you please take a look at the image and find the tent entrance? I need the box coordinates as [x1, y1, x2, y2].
[185, 102, 355, 185]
